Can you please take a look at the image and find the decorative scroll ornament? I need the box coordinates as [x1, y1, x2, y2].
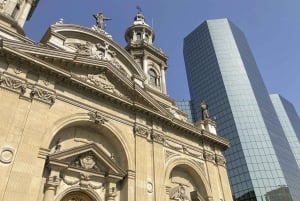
[88, 111, 108, 124]
[203, 151, 215, 163]
[134, 125, 150, 138]
[215, 155, 226, 166]
[30, 87, 56, 105]
[0, 74, 26, 94]
[151, 131, 164, 144]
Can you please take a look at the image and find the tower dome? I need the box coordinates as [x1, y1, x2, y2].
[125, 8, 155, 45]
[125, 8, 168, 95]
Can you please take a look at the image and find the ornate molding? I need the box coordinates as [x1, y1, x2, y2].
[203, 151, 215, 163]
[0, 74, 26, 94]
[30, 87, 56, 105]
[151, 130, 164, 144]
[88, 111, 108, 124]
[134, 125, 150, 138]
[74, 72, 127, 99]
[215, 155, 226, 166]
[164, 150, 179, 163]
[62, 175, 80, 186]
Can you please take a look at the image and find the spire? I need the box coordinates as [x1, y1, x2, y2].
[133, 6, 148, 26]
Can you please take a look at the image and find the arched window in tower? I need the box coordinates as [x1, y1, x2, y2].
[144, 34, 149, 42]
[148, 69, 159, 87]
[11, 2, 20, 19]
[136, 32, 142, 40]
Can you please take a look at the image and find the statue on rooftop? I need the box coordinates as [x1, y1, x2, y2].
[93, 12, 112, 30]
[201, 100, 209, 120]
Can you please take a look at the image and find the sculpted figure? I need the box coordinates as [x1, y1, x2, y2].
[93, 12, 112, 30]
[200, 100, 209, 120]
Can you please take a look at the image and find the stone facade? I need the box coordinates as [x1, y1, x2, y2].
[0, 3, 233, 201]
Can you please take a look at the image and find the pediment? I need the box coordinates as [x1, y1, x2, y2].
[48, 143, 126, 178]
[1, 31, 173, 120]
[40, 23, 145, 80]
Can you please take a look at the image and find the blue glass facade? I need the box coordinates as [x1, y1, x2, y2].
[176, 100, 193, 122]
[270, 94, 300, 169]
[183, 19, 300, 201]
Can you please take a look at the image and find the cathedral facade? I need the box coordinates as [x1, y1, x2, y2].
[0, 1, 232, 201]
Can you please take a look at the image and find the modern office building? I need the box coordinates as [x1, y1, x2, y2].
[270, 94, 300, 168]
[176, 100, 194, 122]
[183, 18, 300, 201]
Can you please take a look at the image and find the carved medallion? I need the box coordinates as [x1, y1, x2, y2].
[0, 147, 15, 164]
[72, 151, 99, 172]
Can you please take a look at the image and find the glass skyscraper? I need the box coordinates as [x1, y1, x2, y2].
[183, 18, 300, 201]
[270, 94, 300, 168]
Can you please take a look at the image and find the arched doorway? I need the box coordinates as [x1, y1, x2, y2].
[61, 191, 94, 201]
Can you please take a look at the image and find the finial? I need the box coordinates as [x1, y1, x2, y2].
[93, 12, 112, 30]
[56, 18, 64, 24]
[136, 6, 142, 14]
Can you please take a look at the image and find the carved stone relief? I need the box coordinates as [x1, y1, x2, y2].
[74, 72, 126, 99]
[88, 111, 108, 124]
[0, 74, 56, 105]
[215, 155, 226, 166]
[134, 125, 150, 138]
[169, 184, 190, 201]
[71, 151, 100, 172]
[203, 151, 215, 164]
[30, 87, 56, 105]
[151, 131, 164, 144]
[0, 73, 26, 94]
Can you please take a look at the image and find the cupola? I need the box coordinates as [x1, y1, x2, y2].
[125, 7, 168, 95]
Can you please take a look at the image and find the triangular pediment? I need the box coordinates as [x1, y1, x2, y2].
[40, 23, 145, 80]
[48, 143, 126, 178]
[1, 39, 172, 118]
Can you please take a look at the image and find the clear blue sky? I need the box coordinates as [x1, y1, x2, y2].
[24, 0, 300, 115]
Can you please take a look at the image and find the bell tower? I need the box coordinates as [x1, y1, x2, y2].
[125, 7, 168, 94]
[0, 0, 39, 35]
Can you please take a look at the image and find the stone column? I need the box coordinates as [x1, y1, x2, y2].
[4, 0, 18, 15]
[143, 55, 148, 76]
[151, 130, 165, 201]
[17, 0, 31, 26]
[43, 169, 60, 201]
[106, 182, 117, 201]
[134, 124, 151, 200]
[160, 65, 167, 94]
[216, 155, 233, 201]
[204, 150, 219, 200]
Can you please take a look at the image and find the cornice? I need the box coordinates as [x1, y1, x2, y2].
[125, 41, 168, 62]
[0, 41, 230, 150]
